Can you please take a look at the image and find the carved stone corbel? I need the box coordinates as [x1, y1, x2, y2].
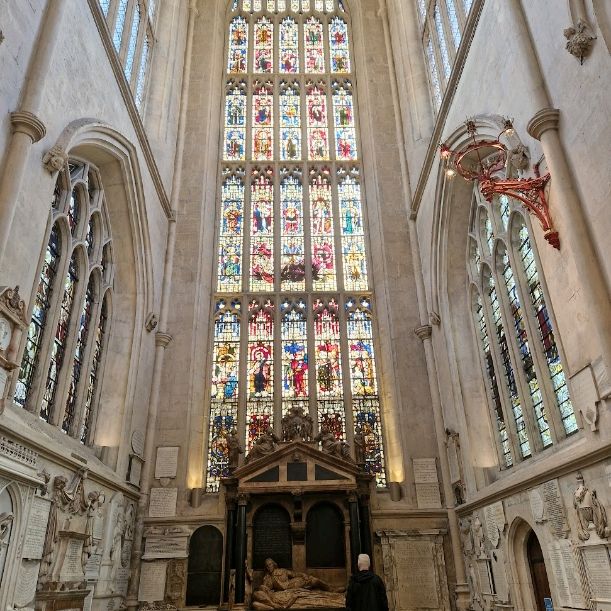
[42, 145, 68, 174]
[564, 19, 596, 63]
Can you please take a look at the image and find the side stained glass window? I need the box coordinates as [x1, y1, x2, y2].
[208, 0, 387, 490]
[468, 192, 577, 468]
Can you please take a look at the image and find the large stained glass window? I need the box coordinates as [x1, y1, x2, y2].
[15, 161, 114, 444]
[207, 0, 387, 490]
[468, 192, 577, 467]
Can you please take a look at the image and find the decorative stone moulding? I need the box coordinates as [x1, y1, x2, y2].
[10, 111, 46, 143]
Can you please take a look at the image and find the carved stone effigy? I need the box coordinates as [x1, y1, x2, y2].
[252, 558, 345, 610]
[245, 428, 280, 464]
[315, 427, 352, 461]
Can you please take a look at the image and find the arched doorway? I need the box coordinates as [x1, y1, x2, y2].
[527, 530, 552, 611]
[186, 525, 224, 606]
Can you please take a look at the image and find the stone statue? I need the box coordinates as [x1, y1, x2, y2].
[573, 472, 611, 541]
[252, 558, 345, 609]
[353, 426, 365, 465]
[281, 405, 314, 442]
[459, 517, 474, 556]
[315, 426, 351, 461]
[245, 427, 280, 464]
[472, 516, 486, 558]
[228, 429, 243, 471]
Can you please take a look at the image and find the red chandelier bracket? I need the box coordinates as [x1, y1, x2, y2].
[440, 121, 559, 250]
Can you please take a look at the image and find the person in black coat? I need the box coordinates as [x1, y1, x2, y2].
[345, 553, 389, 611]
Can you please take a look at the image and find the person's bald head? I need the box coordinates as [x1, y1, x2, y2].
[357, 554, 371, 571]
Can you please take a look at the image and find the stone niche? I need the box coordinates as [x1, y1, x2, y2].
[378, 530, 451, 611]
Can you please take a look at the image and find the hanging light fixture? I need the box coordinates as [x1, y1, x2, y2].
[440, 119, 559, 249]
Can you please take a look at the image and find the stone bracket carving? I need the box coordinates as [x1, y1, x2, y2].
[42, 145, 69, 174]
[564, 19, 596, 63]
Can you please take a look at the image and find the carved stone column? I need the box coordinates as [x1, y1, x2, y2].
[348, 493, 361, 573]
[235, 494, 249, 603]
[224, 497, 237, 602]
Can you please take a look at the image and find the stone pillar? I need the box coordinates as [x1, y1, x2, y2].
[224, 502, 237, 602]
[358, 495, 372, 561]
[235, 494, 248, 604]
[527, 108, 611, 377]
[0, 0, 68, 265]
[348, 494, 361, 573]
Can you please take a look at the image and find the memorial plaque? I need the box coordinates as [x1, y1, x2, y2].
[253, 505, 292, 569]
[92, 514, 105, 540]
[490, 549, 509, 602]
[155, 446, 179, 479]
[395, 539, 439, 608]
[85, 549, 103, 580]
[483, 502, 505, 548]
[128, 454, 143, 487]
[413, 458, 438, 483]
[548, 540, 585, 608]
[60, 538, 85, 581]
[542, 479, 569, 538]
[149, 487, 178, 518]
[477, 560, 493, 595]
[0, 368, 7, 397]
[14, 560, 39, 606]
[416, 482, 442, 509]
[529, 488, 545, 522]
[582, 545, 611, 601]
[447, 439, 461, 484]
[22, 496, 51, 559]
[138, 561, 168, 602]
[132, 429, 145, 456]
[116, 566, 130, 596]
[144, 535, 189, 559]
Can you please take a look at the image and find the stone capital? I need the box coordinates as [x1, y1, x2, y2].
[414, 324, 433, 341]
[10, 111, 46, 143]
[155, 331, 173, 348]
[527, 108, 560, 141]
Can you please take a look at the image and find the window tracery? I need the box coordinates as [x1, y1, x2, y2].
[468, 192, 577, 467]
[206, 0, 386, 492]
[15, 161, 114, 444]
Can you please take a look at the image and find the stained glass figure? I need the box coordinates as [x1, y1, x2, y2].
[501, 250, 551, 448]
[280, 17, 299, 73]
[486, 270, 531, 458]
[208, 300, 241, 492]
[338, 169, 367, 291]
[250, 167, 275, 291]
[228, 16, 248, 74]
[280, 82, 302, 161]
[304, 17, 325, 73]
[280, 170, 306, 290]
[281, 299, 309, 416]
[313, 298, 345, 439]
[310, 169, 336, 291]
[329, 17, 350, 73]
[254, 17, 274, 73]
[80, 294, 108, 443]
[252, 81, 274, 161]
[247, 299, 275, 450]
[40, 255, 80, 423]
[332, 82, 357, 160]
[63, 277, 94, 433]
[15, 225, 62, 407]
[518, 226, 577, 435]
[217, 169, 245, 292]
[224, 81, 247, 161]
[307, 83, 329, 160]
[474, 293, 513, 467]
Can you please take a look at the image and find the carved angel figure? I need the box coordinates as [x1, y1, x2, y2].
[228, 429, 243, 471]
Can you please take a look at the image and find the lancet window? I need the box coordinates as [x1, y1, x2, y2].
[14, 161, 114, 445]
[207, 0, 387, 492]
[468, 192, 577, 468]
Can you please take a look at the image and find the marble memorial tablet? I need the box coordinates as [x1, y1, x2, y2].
[542, 479, 569, 538]
[138, 561, 168, 602]
[22, 496, 51, 559]
[529, 488, 545, 522]
[14, 560, 39, 607]
[60, 538, 85, 581]
[149, 487, 178, 517]
[144, 534, 189, 559]
[395, 539, 439, 608]
[582, 545, 611, 601]
[155, 446, 179, 479]
[413, 458, 438, 483]
[416, 482, 442, 508]
[548, 540, 585, 608]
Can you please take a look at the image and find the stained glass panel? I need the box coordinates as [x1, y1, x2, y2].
[307, 83, 329, 160]
[15, 226, 62, 407]
[445, 0, 461, 48]
[310, 169, 336, 291]
[280, 170, 306, 290]
[217, 169, 245, 292]
[426, 38, 442, 110]
[332, 82, 357, 160]
[228, 16, 248, 74]
[304, 17, 325, 73]
[40, 255, 80, 423]
[250, 168, 275, 291]
[280, 17, 299, 73]
[68, 189, 81, 235]
[518, 226, 577, 435]
[224, 81, 247, 161]
[254, 17, 274, 73]
[252, 81, 274, 161]
[246, 300, 275, 450]
[281, 299, 309, 415]
[280, 82, 302, 161]
[338, 169, 368, 291]
[329, 17, 350, 73]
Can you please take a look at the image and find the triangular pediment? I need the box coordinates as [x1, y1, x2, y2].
[227, 441, 360, 493]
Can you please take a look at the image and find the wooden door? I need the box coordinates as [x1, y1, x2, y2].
[527, 530, 552, 611]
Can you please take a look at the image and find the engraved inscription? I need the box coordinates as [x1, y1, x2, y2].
[395, 540, 439, 608]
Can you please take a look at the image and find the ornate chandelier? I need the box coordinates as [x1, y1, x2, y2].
[440, 119, 559, 249]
